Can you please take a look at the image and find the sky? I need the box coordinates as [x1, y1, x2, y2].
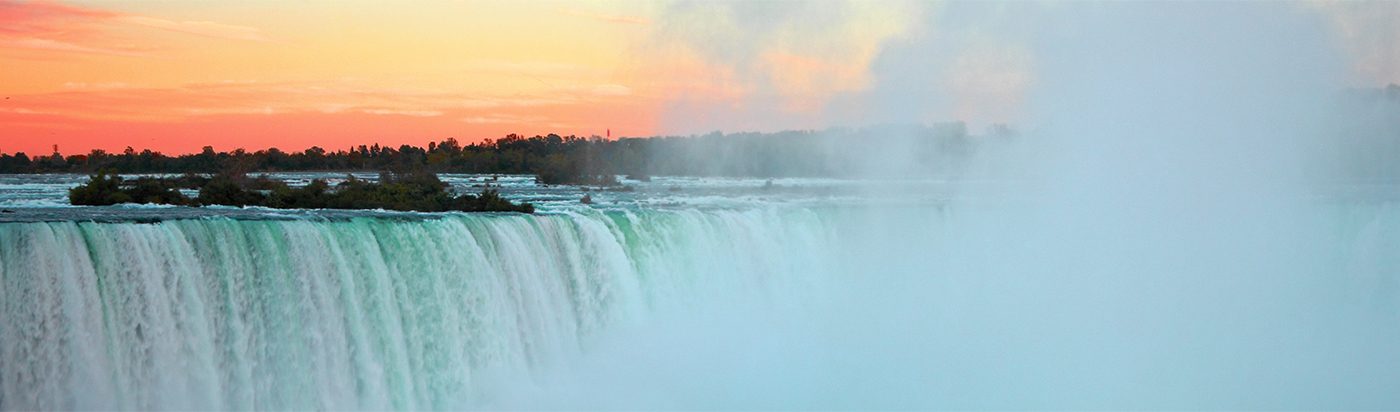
[1, 0, 1397, 155]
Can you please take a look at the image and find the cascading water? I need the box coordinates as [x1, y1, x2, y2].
[3, 197, 1400, 409]
[4, 1, 1399, 409]
[0, 208, 838, 410]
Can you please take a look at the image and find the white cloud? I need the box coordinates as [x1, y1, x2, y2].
[361, 109, 443, 117]
[557, 8, 649, 25]
[120, 16, 266, 42]
[1, 37, 147, 57]
[1312, 1, 1400, 85]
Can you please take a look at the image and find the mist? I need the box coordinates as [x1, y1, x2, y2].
[4, 1, 1397, 410]
[491, 2, 1400, 409]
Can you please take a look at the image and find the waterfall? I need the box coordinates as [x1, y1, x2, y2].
[0, 208, 835, 410]
[5, 202, 1400, 409]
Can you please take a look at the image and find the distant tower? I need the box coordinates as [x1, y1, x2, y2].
[53, 144, 59, 155]
[607, 128, 610, 138]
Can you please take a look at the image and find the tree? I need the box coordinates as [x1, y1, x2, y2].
[68, 171, 131, 205]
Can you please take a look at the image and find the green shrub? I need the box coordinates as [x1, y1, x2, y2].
[69, 171, 131, 206]
[69, 169, 534, 213]
[69, 171, 188, 206]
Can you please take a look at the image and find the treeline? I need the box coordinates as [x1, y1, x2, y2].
[1, 123, 999, 182]
[70, 170, 534, 213]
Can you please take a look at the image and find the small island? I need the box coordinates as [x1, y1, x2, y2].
[69, 170, 534, 213]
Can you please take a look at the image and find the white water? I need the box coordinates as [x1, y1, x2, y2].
[0, 208, 839, 410]
[3, 198, 1400, 409]
[5, 2, 1399, 408]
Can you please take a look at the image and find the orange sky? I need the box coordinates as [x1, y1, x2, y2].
[2, 1, 1395, 155]
[0, 0, 930, 155]
[0, 0, 678, 154]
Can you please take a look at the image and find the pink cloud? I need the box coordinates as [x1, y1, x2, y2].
[0, 0, 264, 59]
[0, 0, 116, 25]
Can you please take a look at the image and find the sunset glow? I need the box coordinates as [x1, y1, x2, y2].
[2, 0, 1396, 155]
[2, 0, 670, 154]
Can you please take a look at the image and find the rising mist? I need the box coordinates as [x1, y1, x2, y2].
[492, 2, 1400, 409]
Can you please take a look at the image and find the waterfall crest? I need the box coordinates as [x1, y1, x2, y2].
[0, 209, 833, 410]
